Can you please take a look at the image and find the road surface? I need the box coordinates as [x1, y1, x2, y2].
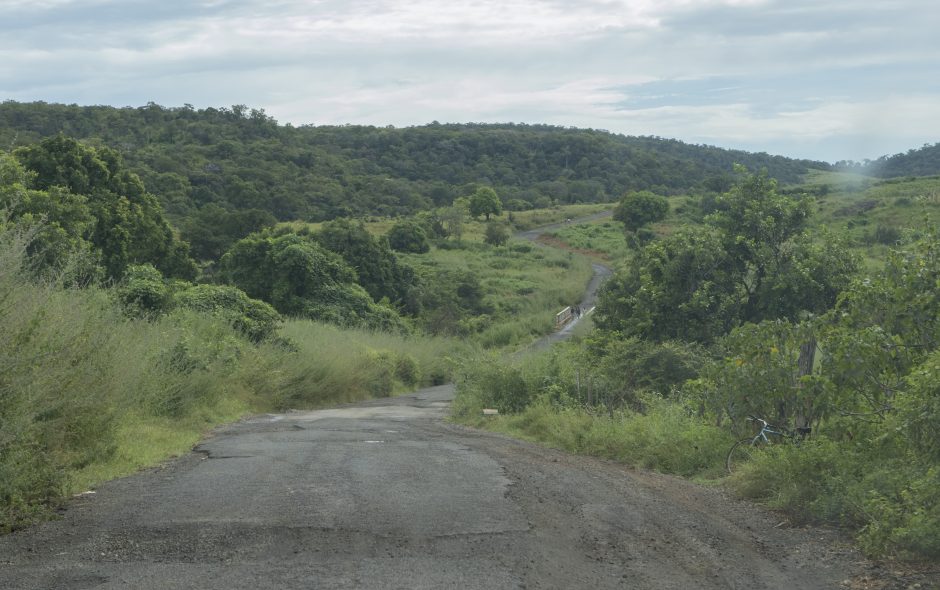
[0, 385, 883, 589]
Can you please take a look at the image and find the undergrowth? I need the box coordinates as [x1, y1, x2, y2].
[453, 340, 940, 561]
[0, 224, 467, 532]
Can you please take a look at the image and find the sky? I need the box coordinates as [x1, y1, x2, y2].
[1, 0, 939, 163]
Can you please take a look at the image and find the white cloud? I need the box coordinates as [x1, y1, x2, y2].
[1, 0, 938, 161]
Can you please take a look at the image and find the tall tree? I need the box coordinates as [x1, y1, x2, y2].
[597, 168, 857, 343]
[469, 186, 502, 220]
[13, 136, 196, 279]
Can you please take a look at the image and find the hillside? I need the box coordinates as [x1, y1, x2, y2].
[0, 101, 827, 223]
[836, 142, 940, 179]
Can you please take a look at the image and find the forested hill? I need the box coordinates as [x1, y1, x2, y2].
[0, 101, 828, 221]
[838, 142, 940, 178]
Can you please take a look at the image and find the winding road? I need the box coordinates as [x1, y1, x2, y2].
[0, 213, 888, 589]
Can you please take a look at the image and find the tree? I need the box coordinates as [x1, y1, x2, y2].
[441, 199, 468, 242]
[469, 186, 502, 220]
[0, 153, 95, 273]
[13, 136, 196, 279]
[180, 205, 276, 261]
[386, 220, 430, 253]
[596, 227, 743, 343]
[313, 219, 417, 308]
[597, 168, 858, 343]
[484, 222, 510, 246]
[706, 166, 817, 322]
[219, 232, 406, 331]
[613, 190, 669, 233]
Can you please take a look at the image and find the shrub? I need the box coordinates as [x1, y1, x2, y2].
[394, 353, 421, 386]
[484, 222, 510, 246]
[386, 220, 430, 253]
[116, 264, 169, 316]
[173, 283, 281, 342]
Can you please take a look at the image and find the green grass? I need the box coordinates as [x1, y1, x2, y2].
[452, 348, 731, 478]
[541, 219, 628, 261]
[0, 221, 472, 530]
[279, 203, 614, 240]
[400, 239, 594, 349]
[506, 203, 613, 230]
[796, 173, 940, 263]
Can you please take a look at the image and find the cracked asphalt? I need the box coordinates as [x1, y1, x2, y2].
[0, 384, 889, 589]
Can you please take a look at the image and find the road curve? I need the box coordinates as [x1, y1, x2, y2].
[0, 212, 881, 589]
[516, 210, 613, 349]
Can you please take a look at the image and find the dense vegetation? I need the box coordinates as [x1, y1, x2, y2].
[3, 101, 938, 562]
[0, 123, 604, 531]
[0, 101, 826, 224]
[0, 215, 470, 531]
[455, 169, 940, 561]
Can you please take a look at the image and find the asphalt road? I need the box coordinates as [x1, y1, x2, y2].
[0, 211, 897, 589]
[0, 384, 879, 589]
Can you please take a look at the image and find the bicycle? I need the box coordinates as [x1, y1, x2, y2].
[725, 416, 811, 474]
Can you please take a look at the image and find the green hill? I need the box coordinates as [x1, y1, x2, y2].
[0, 101, 828, 222]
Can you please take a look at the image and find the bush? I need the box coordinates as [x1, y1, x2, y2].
[484, 222, 510, 246]
[455, 353, 541, 414]
[394, 353, 421, 386]
[116, 264, 169, 316]
[173, 283, 281, 342]
[869, 224, 902, 245]
[386, 220, 430, 253]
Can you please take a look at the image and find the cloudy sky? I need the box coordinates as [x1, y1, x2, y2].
[2, 0, 938, 162]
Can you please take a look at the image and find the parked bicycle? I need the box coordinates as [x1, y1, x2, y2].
[725, 416, 811, 474]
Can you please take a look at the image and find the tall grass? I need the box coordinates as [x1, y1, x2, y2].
[402, 241, 593, 349]
[542, 219, 629, 261]
[270, 320, 470, 408]
[0, 223, 467, 531]
[452, 349, 731, 477]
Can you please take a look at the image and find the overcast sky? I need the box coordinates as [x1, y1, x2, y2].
[2, 0, 938, 162]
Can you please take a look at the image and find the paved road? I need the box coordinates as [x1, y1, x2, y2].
[0, 385, 873, 589]
[516, 210, 613, 350]
[0, 211, 885, 589]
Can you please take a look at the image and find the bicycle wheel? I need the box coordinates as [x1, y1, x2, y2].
[726, 438, 760, 474]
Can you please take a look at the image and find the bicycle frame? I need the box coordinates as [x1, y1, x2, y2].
[745, 417, 785, 445]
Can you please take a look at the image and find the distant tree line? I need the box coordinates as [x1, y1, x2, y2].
[834, 142, 940, 178]
[0, 101, 828, 226]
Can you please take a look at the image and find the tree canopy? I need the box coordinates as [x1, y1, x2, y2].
[219, 232, 406, 331]
[613, 190, 669, 232]
[469, 187, 502, 220]
[386, 220, 430, 254]
[597, 168, 858, 343]
[0, 101, 829, 226]
[10, 136, 196, 279]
